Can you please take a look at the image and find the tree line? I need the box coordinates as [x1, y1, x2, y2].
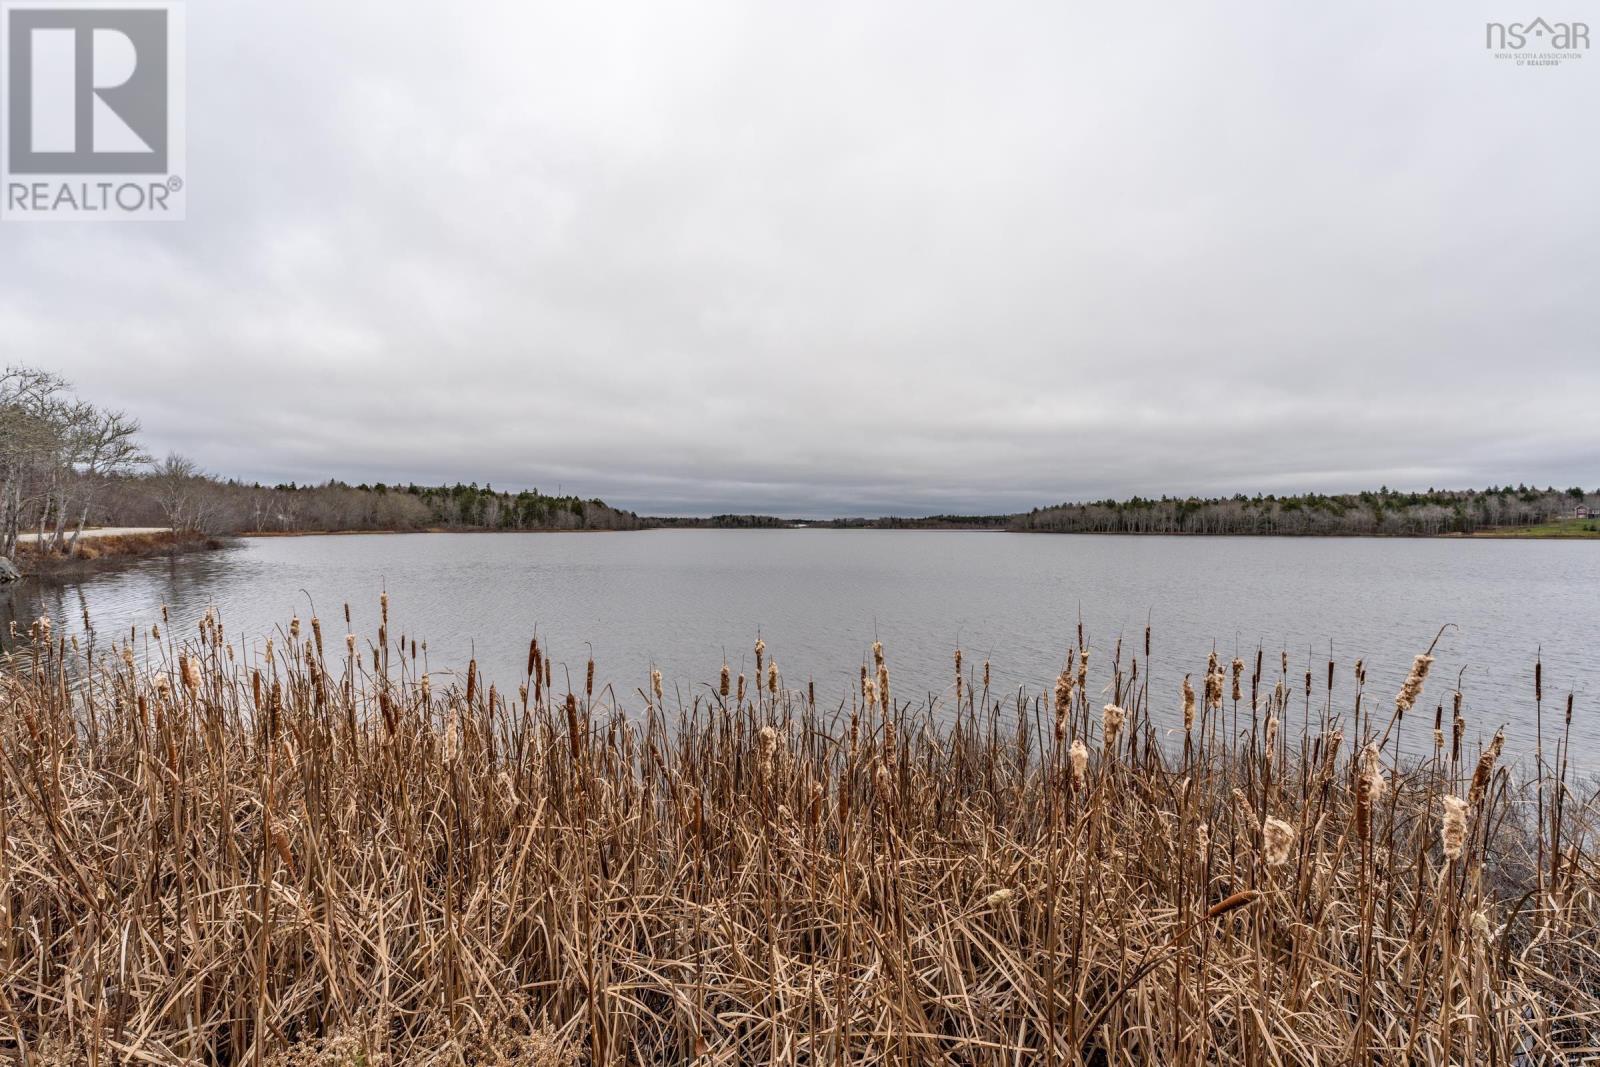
[0, 366, 642, 550]
[1012, 486, 1598, 536]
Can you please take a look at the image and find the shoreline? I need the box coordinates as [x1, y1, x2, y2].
[241, 525, 1600, 540]
[12, 530, 226, 580]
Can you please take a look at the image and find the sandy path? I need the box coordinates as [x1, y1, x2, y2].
[16, 526, 167, 543]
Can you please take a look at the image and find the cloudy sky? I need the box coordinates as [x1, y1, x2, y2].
[2, 0, 1596, 515]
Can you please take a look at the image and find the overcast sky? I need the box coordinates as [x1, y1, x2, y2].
[2, 0, 1596, 516]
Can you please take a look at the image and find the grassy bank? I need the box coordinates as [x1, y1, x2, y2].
[0, 610, 1594, 1064]
[13, 529, 223, 575]
[1473, 518, 1600, 539]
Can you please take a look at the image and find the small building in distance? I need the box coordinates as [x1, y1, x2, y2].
[1575, 504, 1594, 520]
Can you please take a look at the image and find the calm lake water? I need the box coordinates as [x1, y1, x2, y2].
[4, 530, 1595, 769]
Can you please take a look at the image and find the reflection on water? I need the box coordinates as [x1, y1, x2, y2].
[3, 530, 1596, 768]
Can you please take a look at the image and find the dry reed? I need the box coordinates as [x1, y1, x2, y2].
[0, 607, 1594, 1065]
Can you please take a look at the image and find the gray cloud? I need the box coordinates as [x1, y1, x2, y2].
[3, 0, 1596, 515]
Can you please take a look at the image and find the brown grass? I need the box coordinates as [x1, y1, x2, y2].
[0, 607, 1596, 1064]
[15, 530, 218, 564]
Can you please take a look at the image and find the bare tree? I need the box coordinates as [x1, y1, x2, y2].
[61, 407, 147, 549]
[148, 452, 205, 532]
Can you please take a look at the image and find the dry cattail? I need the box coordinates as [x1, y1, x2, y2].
[1353, 744, 1384, 842]
[1440, 794, 1468, 859]
[984, 887, 1015, 909]
[1395, 653, 1434, 715]
[442, 709, 460, 764]
[1182, 674, 1195, 732]
[755, 637, 766, 675]
[1360, 742, 1386, 805]
[1204, 653, 1223, 711]
[770, 661, 780, 696]
[758, 725, 778, 775]
[1102, 704, 1126, 749]
[651, 668, 663, 703]
[720, 663, 730, 699]
[1054, 669, 1072, 732]
[1231, 658, 1244, 703]
[1205, 889, 1259, 919]
[1263, 817, 1296, 866]
[269, 818, 296, 878]
[1469, 729, 1505, 808]
[180, 654, 200, 695]
[1069, 738, 1088, 787]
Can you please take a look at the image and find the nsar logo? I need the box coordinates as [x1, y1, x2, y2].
[1485, 17, 1589, 66]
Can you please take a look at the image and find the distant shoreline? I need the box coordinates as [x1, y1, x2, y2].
[234, 524, 1600, 540]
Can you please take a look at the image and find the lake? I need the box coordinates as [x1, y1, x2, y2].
[4, 529, 1595, 769]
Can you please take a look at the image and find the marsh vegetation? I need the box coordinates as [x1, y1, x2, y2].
[0, 604, 1595, 1064]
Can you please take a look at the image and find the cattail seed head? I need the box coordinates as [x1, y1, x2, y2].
[1069, 738, 1088, 786]
[1054, 669, 1072, 723]
[442, 709, 460, 764]
[1441, 794, 1468, 859]
[985, 887, 1015, 909]
[1263, 817, 1295, 866]
[1102, 703, 1126, 749]
[720, 663, 730, 699]
[1360, 741, 1386, 804]
[1395, 653, 1434, 715]
[758, 725, 778, 774]
[1469, 729, 1505, 808]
